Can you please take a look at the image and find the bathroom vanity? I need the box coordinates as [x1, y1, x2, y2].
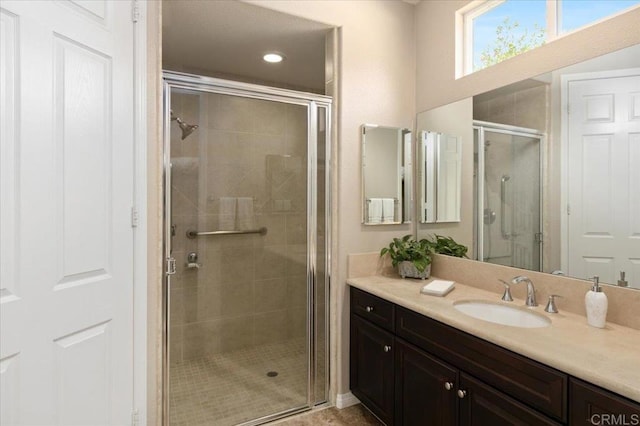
[348, 280, 640, 425]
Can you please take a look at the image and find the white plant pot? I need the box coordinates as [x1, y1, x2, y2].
[398, 261, 431, 280]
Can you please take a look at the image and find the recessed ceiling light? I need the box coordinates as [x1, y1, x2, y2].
[263, 52, 284, 63]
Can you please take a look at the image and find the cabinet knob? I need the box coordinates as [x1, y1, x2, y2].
[444, 382, 454, 391]
[383, 345, 392, 352]
[457, 389, 467, 399]
[365, 306, 374, 312]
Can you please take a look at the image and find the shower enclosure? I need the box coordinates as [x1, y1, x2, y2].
[474, 121, 543, 271]
[163, 72, 331, 426]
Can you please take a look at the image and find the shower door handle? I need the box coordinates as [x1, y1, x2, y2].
[500, 175, 511, 239]
[166, 257, 177, 275]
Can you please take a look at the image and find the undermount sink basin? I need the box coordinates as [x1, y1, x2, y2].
[453, 300, 551, 328]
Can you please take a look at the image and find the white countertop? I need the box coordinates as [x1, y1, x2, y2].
[348, 274, 640, 403]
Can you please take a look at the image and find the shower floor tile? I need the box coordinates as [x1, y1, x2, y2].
[169, 339, 312, 426]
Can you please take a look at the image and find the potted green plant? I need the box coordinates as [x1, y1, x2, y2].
[429, 234, 468, 258]
[380, 235, 433, 279]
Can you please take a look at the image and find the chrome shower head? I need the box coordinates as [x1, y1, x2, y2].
[170, 111, 199, 140]
[177, 118, 198, 140]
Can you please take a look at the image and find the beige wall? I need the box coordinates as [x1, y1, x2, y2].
[146, 2, 162, 425]
[244, 0, 417, 397]
[416, 1, 640, 112]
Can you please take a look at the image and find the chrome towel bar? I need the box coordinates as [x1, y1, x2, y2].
[186, 227, 268, 239]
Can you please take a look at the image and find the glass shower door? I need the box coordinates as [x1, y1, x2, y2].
[475, 124, 542, 271]
[164, 75, 330, 426]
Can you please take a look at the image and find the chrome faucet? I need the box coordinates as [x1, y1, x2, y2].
[511, 276, 538, 307]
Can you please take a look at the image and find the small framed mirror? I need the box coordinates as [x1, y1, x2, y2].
[361, 124, 412, 225]
[419, 130, 462, 223]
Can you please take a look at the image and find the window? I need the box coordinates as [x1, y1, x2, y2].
[559, 0, 639, 33]
[461, 0, 640, 75]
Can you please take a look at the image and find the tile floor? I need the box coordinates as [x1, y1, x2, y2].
[272, 405, 383, 426]
[169, 339, 317, 426]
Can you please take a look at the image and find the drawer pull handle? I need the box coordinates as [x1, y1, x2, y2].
[457, 389, 467, 399]
[365, 306, 374, 312]
[383, 345, 392, 352]
[444, 382, 454, 391]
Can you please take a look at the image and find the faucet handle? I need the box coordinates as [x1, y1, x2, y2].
[498, 279, 513, 302]
[545, 294, 563, 313]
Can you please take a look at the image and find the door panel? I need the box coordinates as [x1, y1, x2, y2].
[567, 72, 640, 285]
[395, 339, 457, 426]
[0, 1, 134, 424]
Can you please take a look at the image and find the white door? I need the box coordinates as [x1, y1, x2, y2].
[566, 71, 640, 287]
[1, 1, 135, 424]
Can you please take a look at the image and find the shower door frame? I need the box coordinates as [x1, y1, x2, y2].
[473, 120, 545, 271]
[161, 71, 332, 426]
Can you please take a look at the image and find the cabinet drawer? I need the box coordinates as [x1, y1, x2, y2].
[396, 306, 568, 422]
[569, 378, 640, 426]
[351, 287, 395, 332]
[459, 373, 562, 426]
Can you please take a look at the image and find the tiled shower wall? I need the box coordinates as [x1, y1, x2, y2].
[169, 91, 309, 363]
[473, 83, 549, 270]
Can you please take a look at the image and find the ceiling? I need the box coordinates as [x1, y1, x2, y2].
[162, 0, 332, 92]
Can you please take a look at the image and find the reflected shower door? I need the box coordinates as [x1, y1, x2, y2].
[164, 78, 330, 426]
[476, 125, 542, 271]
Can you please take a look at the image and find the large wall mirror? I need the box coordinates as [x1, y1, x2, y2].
[362, 124, 412, 225]
[416, 44, 640, 289]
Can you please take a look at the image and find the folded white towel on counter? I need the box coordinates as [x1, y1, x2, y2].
[382, 198, 395, 223]
[219, 197, 236, 231]
[367, 198, 383, 224]
[420, 280, 455, 297]
[236, 197, 255, 230]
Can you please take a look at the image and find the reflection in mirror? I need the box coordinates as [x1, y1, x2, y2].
[361, 125, 412, 225]
[416, 44, 640, 289]
[420, 131, 462, 223]
[474, 122, 543, 271]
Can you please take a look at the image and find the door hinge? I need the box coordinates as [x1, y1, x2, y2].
[131, 206, 139, 228]
[132, 0, 140, 23]
[166, 257, 177, 275]
[567, 204, 571, 215]
[131, 409, 139, 426]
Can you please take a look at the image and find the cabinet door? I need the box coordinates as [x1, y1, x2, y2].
[395, 339, 457, 426]
[569, 378, 640, 426]
[458, 373, 562, 426]
[350, 314, 395, 425]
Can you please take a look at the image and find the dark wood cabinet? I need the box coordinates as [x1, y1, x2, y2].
[395, 339, 458, 426]
[569, 378, 640, 426]
[350, 313, 395, 425]
[396, 305, 567, 422]
[458, 372, 561, 426]
[350, 287, 640, 426]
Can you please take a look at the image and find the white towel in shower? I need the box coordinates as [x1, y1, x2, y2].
[219, 197, 236, 231]
[382, 198, 395, 223]
[236, 197, 255, 230]
[368, 198, 383, 224]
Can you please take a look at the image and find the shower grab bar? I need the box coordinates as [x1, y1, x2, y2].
[500, 175, 511, 239]
[366, 198, 399, 203]
[186, 227, 268, 239]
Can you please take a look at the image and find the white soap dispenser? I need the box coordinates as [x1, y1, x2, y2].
[585, 276, 608, 328]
